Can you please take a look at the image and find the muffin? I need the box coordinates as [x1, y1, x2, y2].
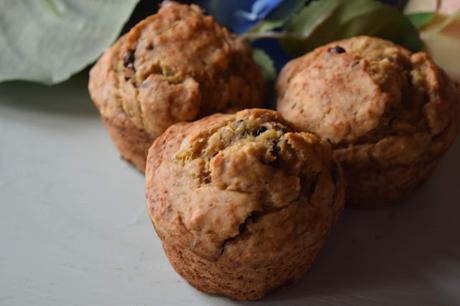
[277, 36, 459, 207]
[89, 1, 265, 172]
[145, 109, 345, 300]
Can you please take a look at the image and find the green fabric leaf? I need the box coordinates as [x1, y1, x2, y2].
[281, 0, 423, 56]
[252, 48, 276, 83]
[407, 12, 436, 29]
[282, 0, 340, 41]
[0, 0, 139, 84]
[251, 0, 310, 33]
[252, 48, 277, 109]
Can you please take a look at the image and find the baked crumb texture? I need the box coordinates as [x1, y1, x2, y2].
[277, 36, 459, 207]
[146, 109, 345, 300]
[89, 2, 264, 172]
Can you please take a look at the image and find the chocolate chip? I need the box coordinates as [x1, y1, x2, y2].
[202, 173, 211, 184]
[254, 126, 267, 136]
[351, 60, 360, 68]
[331, 164, 339, 183]
[123, 49, 135, 69]
[328, 46, 346, 54]
[270, 142, 280, 167]
[235, 120, 244, 129]
[309, 175, 319, 195]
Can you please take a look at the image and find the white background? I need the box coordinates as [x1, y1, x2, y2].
[1, 73, 459, 306]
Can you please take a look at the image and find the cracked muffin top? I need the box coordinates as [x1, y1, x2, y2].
[277, 36, 459, 167]
[89, 1, 264, 139]
[146, 109, 344, 264]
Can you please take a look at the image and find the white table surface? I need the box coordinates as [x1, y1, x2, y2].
[1, 73, 460, 306]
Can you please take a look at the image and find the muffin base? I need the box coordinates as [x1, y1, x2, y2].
[344, 159, 439, 207]
[162, 240, 323, 301]
[102, 114, 154, 173]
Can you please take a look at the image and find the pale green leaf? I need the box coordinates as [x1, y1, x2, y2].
[420, 12, 460, 81]
[0, 0, 139, 84]
[405, 0, 460, 15]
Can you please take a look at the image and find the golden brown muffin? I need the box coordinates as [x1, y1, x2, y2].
[145, 109, 345, 300]
[277, 36, 459, 207]
[89, 1, 265, 172]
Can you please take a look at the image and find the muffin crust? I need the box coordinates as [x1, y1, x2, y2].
[89, 2, 265, 171]
[277, 36, 459, 206]
[146, 109, 344, 300]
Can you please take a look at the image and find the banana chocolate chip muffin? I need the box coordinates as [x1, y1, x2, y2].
[145, 109, 344, 300]
[277, 36, 459, 207]
[89, 1, 264, 172]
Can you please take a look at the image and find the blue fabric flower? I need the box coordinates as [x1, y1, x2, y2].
[200, 0, 284, 33]
[198, 0, 251, 31]
[233, 0, 284, 33]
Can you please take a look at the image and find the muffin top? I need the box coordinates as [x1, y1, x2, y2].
[146, 109, 344, 264]
[277, 36, 459, 167]
[89, 1, 264, 139]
